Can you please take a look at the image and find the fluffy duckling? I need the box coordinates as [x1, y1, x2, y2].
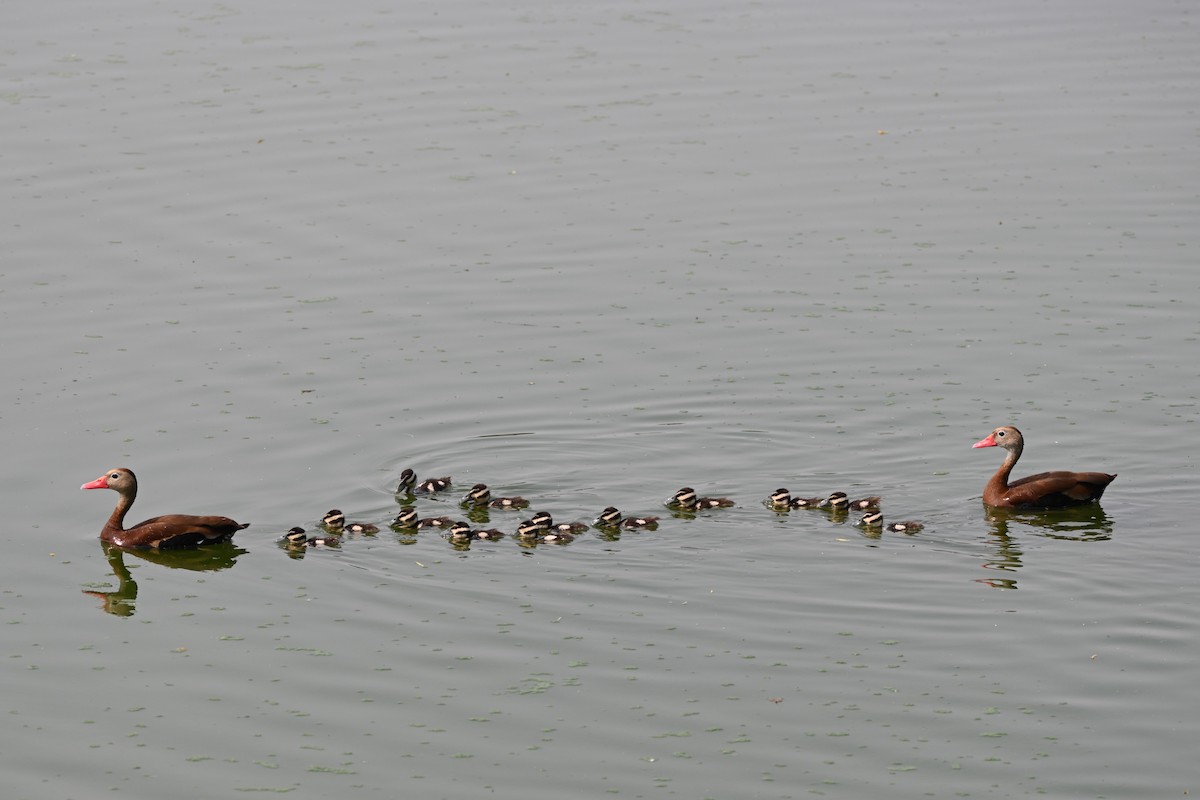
[594, 507, 623, 526]
[395, 469, 417, 493]
[395, 469, 452, 493]
[462, 482, 528, 509]
[281, 527, 339, 548]
[858, 512, 884, 528]
[512, 518, 574, 543]
[819, 492, 849, 510]
[417, 516, 455, 529]
[462, 483, 491, 505]
[538, 511, 588, 534]
[446, 521, 474, 542]
[391, 508, 419, 528]
[323, 509, 378, 533]
[885, 520, 923, 534]
[669, 487, 734, 510]
[767, 488, 793, 509]
[515, 520, 543, 540]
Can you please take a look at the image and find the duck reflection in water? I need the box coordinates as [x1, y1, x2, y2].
[975, 504, 1114, 589]
[83, 540, 246, 617]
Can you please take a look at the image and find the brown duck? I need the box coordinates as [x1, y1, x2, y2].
[972, 426, 1116, 509]
[81, 467, 248, 549]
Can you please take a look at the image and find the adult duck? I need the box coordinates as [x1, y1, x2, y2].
[81, 467, 248, 549]
[972, 425, 1116, 508]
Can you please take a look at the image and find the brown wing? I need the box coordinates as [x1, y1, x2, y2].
[117, 514, 248, 549]
[1004, 471, 1116, 508]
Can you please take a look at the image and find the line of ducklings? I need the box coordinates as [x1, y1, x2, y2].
[280, 472, 923, 551]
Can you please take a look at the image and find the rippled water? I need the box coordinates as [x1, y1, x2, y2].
[4, 1, 1199, 798]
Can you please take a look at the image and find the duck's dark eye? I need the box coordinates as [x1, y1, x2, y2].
[996, 430, 1006, 438]
[109, 472, 120, 479]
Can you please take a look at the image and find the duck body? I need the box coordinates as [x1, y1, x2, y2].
[490, 495, 529, 510]
[847, 496, 881, 512]
[973, 426, 1116, 509]
[81, 468, 248, 549]
[789, 495, 824, 509]
[471, 527, 506, 540]
[417, 476, 452, 493]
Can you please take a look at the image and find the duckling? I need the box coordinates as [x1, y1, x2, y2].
[395, 469, 417, 493]
[514, 519, 545, 542]
[858, 512, 884, 528]
[322, 509, 346, 530]
[344, 521, 380, 534]
[819, 492, 849, 510]
[391, 508, 419, 528]
[767, 488, 793, 509]
[462, 483, 491, 505]
[395, 469, 452, 493]
[669, 487, 734, 510]
[620, 515, 660, 530]
[531, 511, 587, 534]
[281, 527, 339, 548]
[417, 515, 455, 529]
[281, 526, 309, 546]
[885, 520, 923, 534]
[540, 530, 576, 544]
[446, 521, 474, 542]
[593, 507, 624, 526]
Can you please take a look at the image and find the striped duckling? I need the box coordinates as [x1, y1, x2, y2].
[322, 509, 378, 534]
[530, 510, 588, 535]
[594, 507, 659, 530]
[462, 483, 529, 509]
[396, 469, 452, 494]
[516, 517, 576, 544]
[446, 521, 474, 542]
[669, 487, 734, 510]
[768, 488, 793, 509]
[885, 520, 923, 534]
[282, 526, 340, 548]
[822, 492, 881, 512]
[391, 508, 454, 529]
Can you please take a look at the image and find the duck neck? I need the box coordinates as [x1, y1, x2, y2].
[101, 490, 134, 538]
[992, 443, 1023, 491]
